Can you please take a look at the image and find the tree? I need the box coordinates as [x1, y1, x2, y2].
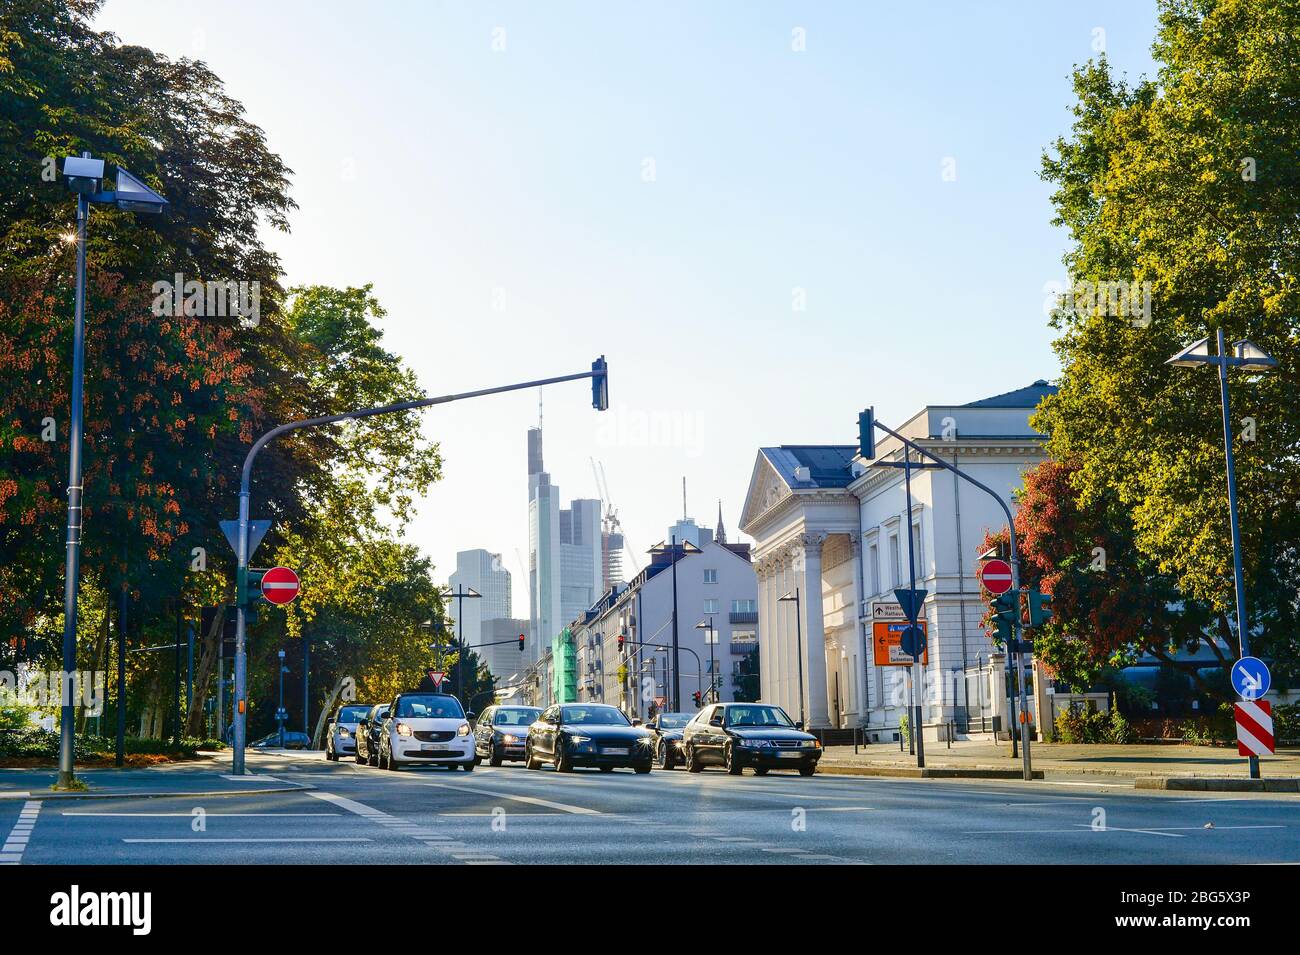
[1038, 0, 1299, 687]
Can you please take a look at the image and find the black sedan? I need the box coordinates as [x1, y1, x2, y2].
[525, 703, 653, 773]
[354, 702, 389, 766]
[643, 711, 695, 769]
[681, 702, 822, 776]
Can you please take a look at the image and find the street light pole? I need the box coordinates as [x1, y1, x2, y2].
[277, 648, 286, 748]
[696, 617, 717, 702]
[670, 535, 681, 712]
[228, 361, 610, 773]
[778, 590, 806, 727]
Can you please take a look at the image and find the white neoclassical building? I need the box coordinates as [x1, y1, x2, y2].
[739, 381, 1055, 739]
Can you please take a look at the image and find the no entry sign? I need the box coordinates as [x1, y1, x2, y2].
[260, 566, 300, 605]
[1235, 701, 1274, 757]
[978, 559, 1013, 595]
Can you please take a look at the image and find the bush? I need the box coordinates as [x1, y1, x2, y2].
[1104, 696, 1136, 744]
[0, 692, 42, 731]
[1054, 704, 1109, 744]
[0, 729, 92, 760]
[1273, 703, 1300, 744]
[0, 731, 225, 761]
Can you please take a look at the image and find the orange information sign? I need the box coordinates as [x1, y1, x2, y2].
[872, 621, 929, 666]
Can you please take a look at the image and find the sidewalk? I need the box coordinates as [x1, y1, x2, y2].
[0, 751, 309, 800]
[818, 739, 1300, 781]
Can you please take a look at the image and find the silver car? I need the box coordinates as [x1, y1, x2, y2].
[325, 703, 372, 761]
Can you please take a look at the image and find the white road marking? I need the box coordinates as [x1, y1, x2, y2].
[123, 837, 370, 843]
[219, 774, 286, 782]
[1, 801, 40, 864]
[419, 781, 600, 815]
[307, 790, 510, 864]
[63, 811, 339, 817]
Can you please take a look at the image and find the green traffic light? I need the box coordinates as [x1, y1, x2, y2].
[1028, 588, 1054, 627]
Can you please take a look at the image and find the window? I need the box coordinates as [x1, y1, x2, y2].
[889, 534, 901, 588]
[703, 598, 719, 614]
[703, 568, 718, 584]
[910, 520, 923, 575]
[730, 599, 756, 614]
[730, 630, 756, 646]
[868, 543, 880, 597]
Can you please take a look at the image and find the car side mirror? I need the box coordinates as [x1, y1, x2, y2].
[379, 711, 390, 721]
[466, 711, 477, 721]
[709, 716, 723, 726]
[326, 717, 335, 726]
[795, 720, 805, 731]
[631, 718, 643, 726]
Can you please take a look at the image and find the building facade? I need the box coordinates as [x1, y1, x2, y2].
[739, 382, 1055, 737]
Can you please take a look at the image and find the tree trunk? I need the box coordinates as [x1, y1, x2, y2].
[185, 606, 226, 737]
[311, 676, 350, 749]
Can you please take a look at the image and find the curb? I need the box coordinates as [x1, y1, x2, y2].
[0, 784, 309, 802]
[1134, 776, 1300, 794]
[819, 764, 1044, 780]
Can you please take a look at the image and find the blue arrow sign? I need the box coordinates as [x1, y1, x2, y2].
[893, 588, 928, 624]
[899, 624, 927, 658]
[1230, 657, 1271, 701]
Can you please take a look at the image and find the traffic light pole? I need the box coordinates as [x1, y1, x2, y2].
[867, 414, 1034, 781]
[228, 361, 609, 774]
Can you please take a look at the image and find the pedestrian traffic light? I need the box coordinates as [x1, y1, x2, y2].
[991, 590, 1018, 643]
[518, 634, 525, 653]
[857, 408, 875, 460]
[617, 633, 625, 652]
[1028, 588, 1053, 627]
[692, 691, 702, 707]
[591, 355, 609, 411]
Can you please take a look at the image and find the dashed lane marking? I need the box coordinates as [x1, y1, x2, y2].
[307, 790, 509, 864]
[1, 801, 40, 865]
[418, 781, 600, 815]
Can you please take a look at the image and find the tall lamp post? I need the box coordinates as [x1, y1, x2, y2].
[445, 585, 482, 702]
[276, 649, 288, 748]
[648, 537, 701, 712]
[777, 590, 806, 727]
[695, 617, 718, 703]
[55, 154, 167, 788]
[1167, 329, 1277, 780]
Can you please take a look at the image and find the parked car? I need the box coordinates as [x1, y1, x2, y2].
[525, 703, 653, 773]
[643, 711, 695, 769]
[250, 730, 311, 750]
[681, 702, 821, 776]
[354, 702, 389, 766]
[325, 703, 372, 761]
[378, 692, 476, 771]
[474, 704, 541, 766]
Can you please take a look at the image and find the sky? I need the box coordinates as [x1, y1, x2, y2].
[95, 0, 1161, 604]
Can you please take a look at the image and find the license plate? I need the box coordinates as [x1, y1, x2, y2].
[421, 743, 450, 752]
[778, 751, 801, 758]
[602, 747, 629, 756]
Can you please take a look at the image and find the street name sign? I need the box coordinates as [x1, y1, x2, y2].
[1234, 701, 1274, 756]
[872, 620, 929, 666]
[1230, 656, 1271, 701]
[260, 566, 300, 605]
[977, 559, 1013, 595]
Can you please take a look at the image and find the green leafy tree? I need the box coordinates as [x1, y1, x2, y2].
[1037, 0, 1300, 686]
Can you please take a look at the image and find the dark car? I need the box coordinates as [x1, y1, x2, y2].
[525, 703, 653, 773]
[643, 711, 695, 769]
[354, 702, 390, 766]
[474, 704, 541, 766]
[681, 702, 822, 776]
[250, 730, 311, 750]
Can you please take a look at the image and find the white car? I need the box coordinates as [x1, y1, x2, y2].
[378, 692, 476, 771]
[325, 703, 372, 761]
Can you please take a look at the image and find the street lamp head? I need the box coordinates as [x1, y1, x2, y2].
[1166, 336, 1214, 368]
[112, 167, 168, 214]
[1233, 339, 1277, 372]
[778, 591, 798, 603]
[62, 155, 104, 195]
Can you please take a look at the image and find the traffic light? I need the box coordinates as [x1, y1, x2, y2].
[617, 633, 625, 652]
[857, 408, 875, 459]
[991, 590, 1018, 643]
[692, 691, 702, 708]
[1028, 588, 1053, 627]
[518, 634, 526, 653]
[591, 355, 609, 411]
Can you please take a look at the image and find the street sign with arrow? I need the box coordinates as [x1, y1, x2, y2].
[1231, 656, 1271, 701]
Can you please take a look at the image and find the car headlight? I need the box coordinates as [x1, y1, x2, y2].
[637, 735, 653, 746]
[337, 727, 350, 737]
[500, 733, 518, 744]
[457, 723, 471, 736]
[568, 734, 592, 744]
[396, 723, 412, 737]
[741, 739, 770, 748]
[802, 739, 821, 749]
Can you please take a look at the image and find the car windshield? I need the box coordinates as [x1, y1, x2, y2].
[493, 707, 540, 726]
[337, 705, 369, 723]
[561, 705, 631, 726]
[394, 695, 465, 719]
[658, 713, 692, 728]
[726, 705, 795, 727]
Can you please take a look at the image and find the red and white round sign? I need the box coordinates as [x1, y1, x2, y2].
[977, 558, 1013, 595]
[261, 566, 300, 605]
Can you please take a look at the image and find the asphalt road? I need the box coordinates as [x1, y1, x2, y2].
[5, 752, 1297, 865]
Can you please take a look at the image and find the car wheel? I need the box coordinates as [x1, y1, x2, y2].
[385, 745, 400, 772]
[354, 748, 365, 765]
[657, 742, 674, 770]
[634, 762, 652, 775]
[798, 764, 816, 777]
[724, 743, 744, 775]
[599, 765, 614, 773]
[489, 745, 503, 768]
[525, 742, 539, 770]
[685, 743, 703, 773]
[462, 760, 475, 772]
[554, 739, 573, 773]
[754, 767, 769, 776]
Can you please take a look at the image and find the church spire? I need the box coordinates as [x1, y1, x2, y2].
[716, 499, 727, 544]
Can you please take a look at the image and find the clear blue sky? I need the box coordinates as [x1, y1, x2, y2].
[96, 0, 1160, 599]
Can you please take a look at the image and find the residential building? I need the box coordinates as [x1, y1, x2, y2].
[739, 381, 1056, 738]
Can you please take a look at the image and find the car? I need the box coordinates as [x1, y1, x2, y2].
[250, 730, 311, 750]
[354, 703, 389, 766]
[473, 704, 542, 766]
[525, 703, 653, 773]
[378, 691, 476, 771]
[643, 711, 695, 769]
[325, 703, 372, 760]
[681, 702, 822, 776]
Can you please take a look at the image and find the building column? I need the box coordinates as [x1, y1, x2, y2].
[756, 558, 774, 704]
[797, 533, 831, 728]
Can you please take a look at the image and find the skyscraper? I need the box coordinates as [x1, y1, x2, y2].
[448, 549, 511, 673]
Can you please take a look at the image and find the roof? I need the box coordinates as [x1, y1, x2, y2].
[960, 380, 1057, 409]
[760, 445, 858, 490]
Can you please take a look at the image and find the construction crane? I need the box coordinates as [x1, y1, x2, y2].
[590, 457, 637, 584]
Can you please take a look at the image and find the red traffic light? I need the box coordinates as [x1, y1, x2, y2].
[518, 634, 525, 652]
[617, 634, 625, 652]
